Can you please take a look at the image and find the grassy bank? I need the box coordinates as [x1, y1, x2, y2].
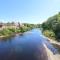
[0, 27, 32, 38]
[0, 28, 20, 38]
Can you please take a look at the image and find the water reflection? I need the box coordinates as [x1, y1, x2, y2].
[0, 29, 54, 60]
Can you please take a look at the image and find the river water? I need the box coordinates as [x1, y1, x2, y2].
[0, 29, 58, 60]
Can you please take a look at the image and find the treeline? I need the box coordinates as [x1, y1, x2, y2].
[0, 22, 41, 37]
[23, 23, 41, 28]
[42, 12, 60, 41]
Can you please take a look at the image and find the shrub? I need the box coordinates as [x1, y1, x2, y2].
[43, 30, 56, 39]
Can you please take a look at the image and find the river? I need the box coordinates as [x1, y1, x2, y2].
[0, 29, 58, 60]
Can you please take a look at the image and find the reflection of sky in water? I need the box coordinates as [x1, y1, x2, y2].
[0, 29, 43, 55]
[0, 29, 58, 60]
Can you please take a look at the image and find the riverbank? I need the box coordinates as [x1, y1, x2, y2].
[45, 37, 60, 54]
[0, 27, 33, 39]
[46, 37, 60, 46]
[0, 32, 22, 39]
[44, 44, 60, 60]
[0, 27, 27, 39]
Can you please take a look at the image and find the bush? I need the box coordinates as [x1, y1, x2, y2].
[43, 30, 56, 39]
[20, 26, 30, 32]
[8, 28, 15, 32]
[0, 29, 12, 36]
[15, 29, 21, 33]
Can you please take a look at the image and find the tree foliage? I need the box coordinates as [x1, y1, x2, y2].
[42, 12, 60, 40]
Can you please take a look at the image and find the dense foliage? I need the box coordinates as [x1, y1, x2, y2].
[42, 12, 60, 41]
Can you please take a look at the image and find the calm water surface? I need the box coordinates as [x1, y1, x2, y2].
[0, 29, 58, 60]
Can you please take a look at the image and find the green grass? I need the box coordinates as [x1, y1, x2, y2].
[0, 26, 32, 37]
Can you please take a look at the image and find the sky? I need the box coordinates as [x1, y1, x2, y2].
[0, 0, 60, 24]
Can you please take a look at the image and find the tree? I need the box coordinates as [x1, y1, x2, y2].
[42, 12, 60, 40]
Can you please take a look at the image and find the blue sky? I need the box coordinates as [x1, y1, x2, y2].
[0, 0, 60, 24]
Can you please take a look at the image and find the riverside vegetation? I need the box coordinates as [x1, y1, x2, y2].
[0, 23, 40, 38]
[42, 12, 60, 41]
[1, 12, 60, 42]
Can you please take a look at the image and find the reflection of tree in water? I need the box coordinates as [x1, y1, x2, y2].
[0, 35, 15, 42]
